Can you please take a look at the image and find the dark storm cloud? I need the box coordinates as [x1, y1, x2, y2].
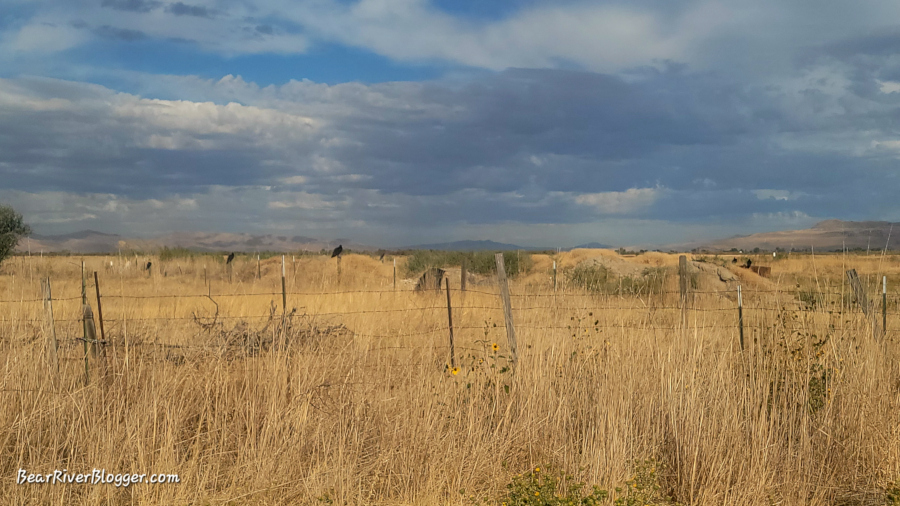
[100, 0, 161, 13]
[166, 2, 215, 18]
[311, 67, 763, 197]
[94, 25, 148, 41]
[3, 52, 900, 238]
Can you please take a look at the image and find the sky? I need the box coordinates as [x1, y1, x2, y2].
[2, 0, 900, 248]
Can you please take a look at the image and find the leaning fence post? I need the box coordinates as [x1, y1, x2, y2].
[737, 285, 744, 351]
[445, 278, 456, 368]
[93, 271, 108, 376]
[393, 258, 397, 291]
[495, 253, 519, 364]
[41, 278, 58, 376]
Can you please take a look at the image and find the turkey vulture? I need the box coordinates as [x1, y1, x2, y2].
[145, 261, 152, 271]
[732, 257, 737, 264]
[331, 245, 343, 258]
[226, 252, 235, 264]
[744, 259, 752, 268]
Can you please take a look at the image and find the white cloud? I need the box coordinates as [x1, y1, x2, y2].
[6, 22, 87, 53]
[113, 98, 317, 148]
[878, 80, 900, 94]
[268, 192, 340, 210]
[288, 0, 705, 71]
[753, 189, 804, 201]
[574, 187, 661, 215]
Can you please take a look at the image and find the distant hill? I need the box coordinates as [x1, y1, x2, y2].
[401, 240, 544, 251]
[572, 242, 613, 249]
[16, 230, 374, 254]
[22, 230, 123, 254]
[696, 220, 900, 252]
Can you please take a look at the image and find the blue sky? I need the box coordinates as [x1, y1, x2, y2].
[2, 0, 900, 248]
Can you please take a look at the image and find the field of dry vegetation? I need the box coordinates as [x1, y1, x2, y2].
[0, 250, 899, 505]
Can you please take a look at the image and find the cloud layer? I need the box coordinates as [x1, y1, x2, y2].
[3, 1, 900, 246]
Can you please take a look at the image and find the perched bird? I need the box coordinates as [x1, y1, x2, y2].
[226, 252, 235, 265]
[744, 259, 752, 268]
[145, 261, 152, 271]
[331, 245, 343, 258]
[732, 257, 737, 264]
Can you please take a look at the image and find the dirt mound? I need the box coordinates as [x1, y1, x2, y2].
[687, 261, 739, 291]
[576, 254, 649, 278]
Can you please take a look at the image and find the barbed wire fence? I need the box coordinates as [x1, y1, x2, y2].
[0, 254, 894, 387]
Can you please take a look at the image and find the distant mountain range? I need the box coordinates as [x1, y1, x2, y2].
[29, 220, 897, 255]
[694, 220, 900, 252]
[399, 240, 548, 251]
[17, 230, 372, 254]
[572, 242, 614, 249]
[16, 233, 618, 254]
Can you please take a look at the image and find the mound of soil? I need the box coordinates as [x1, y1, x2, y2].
[576, 255, 648, 278]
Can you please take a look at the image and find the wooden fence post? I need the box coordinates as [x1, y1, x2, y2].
[679, 255, 688, 327]
[846, 269, 870, 315]
[393, 258, 396, 290]
[93, 271, 108, 376]
[281, 255, 287, 314]
[41, 278, 58, 376]
[883, 276, 887, 339]
[495, 253, 519, 364]
[280, 255, 288, 351]
[737, 285, 744, 351]
[847, 269, 876, 339]
[337, 256, 342, 285]
[553, 260, 557, 292]
[460, 259, 467, 293]
[81, 262, 90, 382]
[257, 253, 261, 280]
[445, 278, 456, 368]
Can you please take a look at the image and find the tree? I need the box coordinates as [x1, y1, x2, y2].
[0, 204, 31, 265]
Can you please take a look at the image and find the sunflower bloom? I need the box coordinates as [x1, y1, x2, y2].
[492, 343, 499, 352]
[451, 367, 459, 375]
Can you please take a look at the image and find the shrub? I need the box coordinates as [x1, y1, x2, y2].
[567, 265, 669, 296]
[481, 465, 609, 506]
[0, 204, 31, 266]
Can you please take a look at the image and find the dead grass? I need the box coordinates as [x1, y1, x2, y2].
[0, 251, 898, 505]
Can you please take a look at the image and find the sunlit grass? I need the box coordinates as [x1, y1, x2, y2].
[0, 251, 898, 504]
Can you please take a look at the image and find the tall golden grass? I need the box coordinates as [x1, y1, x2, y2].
[0, 251, 898, 505]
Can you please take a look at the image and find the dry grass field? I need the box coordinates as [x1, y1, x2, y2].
[0, 250, 899, 505]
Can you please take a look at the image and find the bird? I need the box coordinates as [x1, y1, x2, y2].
[732, 257, 737, 264]
[226, 252, 235, 265]
[331, 245, 343, 258]
[744, 259, 752, 268]
[145, 261, 152, 271]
